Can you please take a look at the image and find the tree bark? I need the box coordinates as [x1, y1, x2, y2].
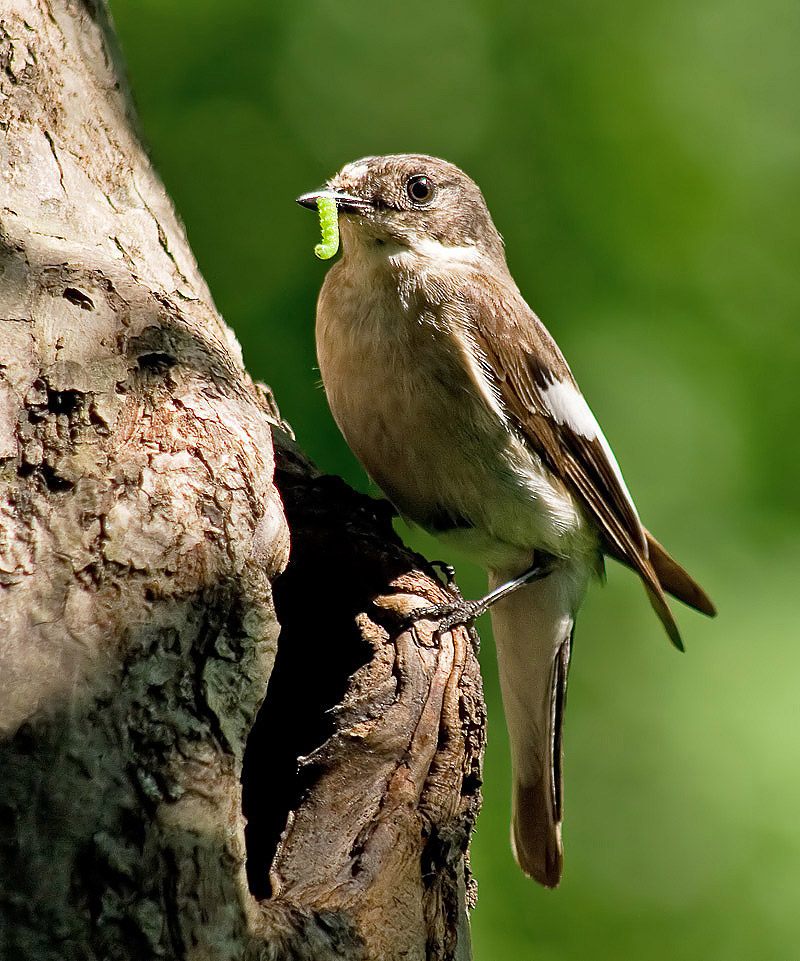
[0, 3, 485, 960]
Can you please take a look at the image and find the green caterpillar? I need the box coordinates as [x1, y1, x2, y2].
[314, 196, 340, 260]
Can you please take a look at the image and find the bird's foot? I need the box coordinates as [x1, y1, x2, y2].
[402, 561, 482, 652]
[403, 554, 555, 641]
[400, 597, 484, 656]
[404, 596, 487, 632]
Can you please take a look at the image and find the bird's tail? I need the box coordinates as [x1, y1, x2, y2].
[488, 562, 590, 888]
[644, 529, 716, 618]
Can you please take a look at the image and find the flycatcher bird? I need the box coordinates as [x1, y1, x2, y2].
[297, 155, 715, 888]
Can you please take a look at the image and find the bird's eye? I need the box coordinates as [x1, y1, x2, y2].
[406, 175, 436, 205]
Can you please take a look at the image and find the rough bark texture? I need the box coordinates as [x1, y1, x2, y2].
[0, 3, 486, 960]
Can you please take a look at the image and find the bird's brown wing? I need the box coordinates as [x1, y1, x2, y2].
[468, 289, 714, 647]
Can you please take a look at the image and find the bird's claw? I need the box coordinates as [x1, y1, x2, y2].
[430, 560, 459, 594]
[400, 595, 483, 653]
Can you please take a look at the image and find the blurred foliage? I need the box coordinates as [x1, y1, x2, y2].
[110, 0, 799, 956]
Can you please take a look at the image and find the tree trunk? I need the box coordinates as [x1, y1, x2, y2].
[0, 3, 485, 959]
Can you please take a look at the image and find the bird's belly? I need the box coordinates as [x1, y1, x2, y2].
[317, 308, 595, 566]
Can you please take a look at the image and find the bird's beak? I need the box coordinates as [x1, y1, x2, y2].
[296, 188, 373, 214]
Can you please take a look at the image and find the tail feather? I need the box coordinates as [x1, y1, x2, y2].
[489, 562, 589, 888]
[512, 776, 563, 887]
[644, 582, 685, 652]
[609, 528, 715, 649]
[511, 631, 571, 887]
[645, 529, 717, 617]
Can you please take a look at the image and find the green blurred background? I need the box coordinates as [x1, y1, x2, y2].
[110, 0, 799, 956]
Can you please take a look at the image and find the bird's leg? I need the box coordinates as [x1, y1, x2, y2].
[403, 552, 555, 635]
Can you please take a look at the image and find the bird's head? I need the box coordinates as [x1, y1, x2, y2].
[297, 154, 505, 265]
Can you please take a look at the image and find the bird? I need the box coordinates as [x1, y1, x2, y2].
[297, 154, 716, 888]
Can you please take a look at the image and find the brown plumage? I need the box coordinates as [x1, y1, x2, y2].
[299, 153, 716, 889]
[467, 279, 715, 650]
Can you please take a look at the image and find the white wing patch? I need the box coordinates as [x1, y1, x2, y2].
[540, 378, 598, 439]
[541, 378, 641, 526]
